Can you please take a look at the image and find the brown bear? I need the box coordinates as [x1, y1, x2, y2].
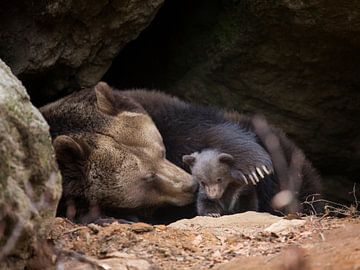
[40, 82, 197, 223]
[121, 89, 322, 218]
[183, 149, 260, 217]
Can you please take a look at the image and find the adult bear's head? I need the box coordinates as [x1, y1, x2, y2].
[40, 82, 196, 220]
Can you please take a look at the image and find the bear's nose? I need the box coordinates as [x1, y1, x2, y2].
[182, 180, 198, 193]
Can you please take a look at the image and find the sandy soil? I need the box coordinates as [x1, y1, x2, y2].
[47, 212, 360, 270]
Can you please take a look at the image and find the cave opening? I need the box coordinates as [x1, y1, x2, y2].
[102, 0, 220, 97]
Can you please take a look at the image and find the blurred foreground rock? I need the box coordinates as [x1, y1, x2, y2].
[62, 252, 157, 270]
[0, 59, 61, 269]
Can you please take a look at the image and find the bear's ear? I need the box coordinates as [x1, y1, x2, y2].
[53, 135, 90, 163]
[95, 81, 117, 115]
[182, 154, 197, 167]
[218, 153, 234, 165]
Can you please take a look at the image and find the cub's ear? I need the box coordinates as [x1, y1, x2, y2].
[95, 81, 117, 115]
[53, 135, 90, 163]
[182, 154, 197, 167]
[218, 153, 234, 165]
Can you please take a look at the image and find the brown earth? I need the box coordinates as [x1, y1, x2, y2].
[47, 212, 360, 269]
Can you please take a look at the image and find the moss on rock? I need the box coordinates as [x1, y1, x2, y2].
[0, 59, 62, 269]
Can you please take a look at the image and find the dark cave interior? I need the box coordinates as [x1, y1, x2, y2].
[102, 0, 220, 95]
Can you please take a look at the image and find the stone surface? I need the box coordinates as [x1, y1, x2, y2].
[0, 0, 163, 105]
[215, 223, 360, 270]
[105, 0, 360, 195]
[0, 59, 62, 268]
[169, 211, 282, 236]
[62, 252, 157, 270]
[264, 219, 306, 234]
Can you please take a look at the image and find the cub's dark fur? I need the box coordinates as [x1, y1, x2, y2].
[183, 149, 258, 217]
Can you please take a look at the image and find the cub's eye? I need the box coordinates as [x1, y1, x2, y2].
[200, 181, 206, 187]
[216, 178, 222, 183]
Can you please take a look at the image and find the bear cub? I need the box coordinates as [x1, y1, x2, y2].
[183, 149, 271, 217]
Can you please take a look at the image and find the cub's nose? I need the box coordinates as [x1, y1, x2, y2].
[182, 180, 198, 193]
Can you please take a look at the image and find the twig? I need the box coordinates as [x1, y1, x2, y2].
[62, 226, 88, 235]
[303, 197, 359, 218]
[351, 183, 358, 210]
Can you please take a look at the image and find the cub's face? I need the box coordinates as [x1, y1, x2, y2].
[183, 150, 239, 200]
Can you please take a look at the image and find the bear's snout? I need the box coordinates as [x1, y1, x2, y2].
[182, 179, 198, 193]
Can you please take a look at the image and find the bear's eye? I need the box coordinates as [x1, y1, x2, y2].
[216, 178, 222, 183]
[200, 181, 206, 187]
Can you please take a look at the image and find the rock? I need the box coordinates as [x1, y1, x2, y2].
[87, 223, 101, 234]
[130, 223, 154, 233]
[264, 219, 306, 234]
[0, 59, 62, 269]
[192, 235, 203, 246]
[169, 211, 282, 236]
[0, 0, 164, 105]
[62, 252, 157, 270]
[214, 247, 309, 270]
[280, 247, 309, 270]
[106, 0, 360, 193]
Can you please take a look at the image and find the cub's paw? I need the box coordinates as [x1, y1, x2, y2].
[232, 165, 273, 186]
[206, 213, 221, 218]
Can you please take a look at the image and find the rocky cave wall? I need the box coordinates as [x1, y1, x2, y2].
[1, 0, 359, 203]
[0, 0, 164, 106]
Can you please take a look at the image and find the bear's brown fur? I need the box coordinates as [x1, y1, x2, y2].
[40, 82, 197, 223]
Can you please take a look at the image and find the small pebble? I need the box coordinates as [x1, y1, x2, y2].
[130, 223, 154, 233]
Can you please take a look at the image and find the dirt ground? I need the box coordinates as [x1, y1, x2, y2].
[47, 212, 360, 270]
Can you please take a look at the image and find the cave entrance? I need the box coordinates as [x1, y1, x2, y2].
[102, 0, 220, 96]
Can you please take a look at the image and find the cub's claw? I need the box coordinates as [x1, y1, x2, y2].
[256, 167, 264, 178]
[252, 171, 260, 182]
[262, 165, 271, 174]
[240, 172, 249, 184]
[237, 164, 273, 186]
[248, 174, 256, 185]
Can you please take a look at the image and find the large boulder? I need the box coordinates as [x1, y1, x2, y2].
[0, 59, 62, 269]
[0, 0, 163, 105]
[105, 0, 360, 199]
